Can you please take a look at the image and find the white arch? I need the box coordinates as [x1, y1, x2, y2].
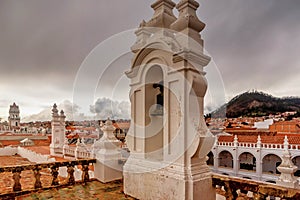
[262, 153, 282, 161]
[132, 40, 175, 69]
[237, 151, 257, 161]
[217, 147, 235, 157]
[261, 152, 282, 161]
[292, 153, 300, 160]
[218, 150, 234, 168]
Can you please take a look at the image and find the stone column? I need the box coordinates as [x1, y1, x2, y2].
[59, 110, 66, 149]
[75, 138, 84, 159]
[233, 135, 239, 176]
[94, 119, 122, 183]
[213, 137, 219, 171]
[256, 135, 262, 180]
[63, 137, 69, 157]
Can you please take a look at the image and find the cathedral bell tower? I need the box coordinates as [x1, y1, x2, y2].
[8, 102, 20, 130]
[123, 0, 216, 199]
[50, 104, 66, 157]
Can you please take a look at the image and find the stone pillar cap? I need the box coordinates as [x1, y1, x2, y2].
[101, 119, 116, 132]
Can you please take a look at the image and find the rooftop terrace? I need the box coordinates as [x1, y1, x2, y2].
[15, 180, 134, 200]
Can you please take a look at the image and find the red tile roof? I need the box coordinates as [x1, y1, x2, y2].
[0, 138, 50, 147]
[218, 133, 300, 145]
[24, 146, 50, 155]
[225, 129, 276, 136]
[115, 122, 130, 130]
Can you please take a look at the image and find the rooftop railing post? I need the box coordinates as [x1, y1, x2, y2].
[81, 163, 90, 183]
[33, 166, 42, 189]
[51, 165, 59, 186]
[12, 167, 22, 192]
[67, 163, 75, 185]
[253, 192, 266, 200]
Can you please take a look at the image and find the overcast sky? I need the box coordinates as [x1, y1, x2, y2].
[0, 0, 299, 119]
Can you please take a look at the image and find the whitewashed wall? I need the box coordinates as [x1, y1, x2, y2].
[0, 146, 18, 156]
[17, 147, 55, 163]
[0, 146, 55, 163]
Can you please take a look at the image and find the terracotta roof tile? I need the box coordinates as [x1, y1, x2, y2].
[24, 146, 50, 155]
[218, 133, 300, 145]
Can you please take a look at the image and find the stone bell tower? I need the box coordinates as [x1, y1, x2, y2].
[124, 0, 216, 199]
[50, 104, 66, 156]
[8, 102, 20, 129]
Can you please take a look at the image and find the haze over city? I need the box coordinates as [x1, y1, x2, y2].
[1, 0, 299, 120]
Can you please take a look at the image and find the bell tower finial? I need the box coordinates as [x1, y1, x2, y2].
[145, 0, 177, 28]
[171, 0, 205, 44]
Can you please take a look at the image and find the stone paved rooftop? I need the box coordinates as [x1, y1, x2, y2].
[24, 146, 50, 155]
[15, 180, 135, 200]
[13, 180, 229, 200]
[0, 156, 134, 199]
[0, 155, 34, 167]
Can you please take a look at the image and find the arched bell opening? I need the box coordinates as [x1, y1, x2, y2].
[144, 65, 164, 161]
[207, 151, 214, 166]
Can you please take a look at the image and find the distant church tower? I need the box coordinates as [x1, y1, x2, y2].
[50, 103, 66, 157]
[8, 103, 20, 129]
[124, 0, 215, 199]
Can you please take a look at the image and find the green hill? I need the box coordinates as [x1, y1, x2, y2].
[211, 91, 300, 118]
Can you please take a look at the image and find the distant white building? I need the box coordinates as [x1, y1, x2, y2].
[254, 119, 273, 129]
[8, 103, 20, 130]
[20, 138, 34, 146]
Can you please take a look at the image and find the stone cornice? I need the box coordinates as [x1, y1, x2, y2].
[173, 49, 211, 66]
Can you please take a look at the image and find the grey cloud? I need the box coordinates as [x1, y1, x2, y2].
[200, 0, 300, 98]
[0, 0, 150, 78]
[22, 100, 81, 122]
[0, 0, 300, 117]
[90, 98, 130, 120]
